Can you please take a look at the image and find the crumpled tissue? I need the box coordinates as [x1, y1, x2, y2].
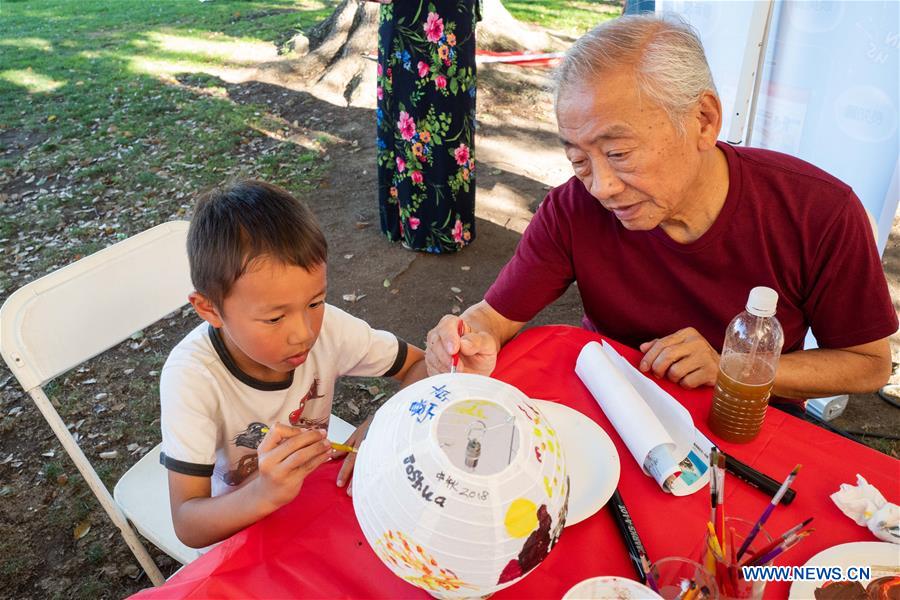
[830, 474, 899, 544]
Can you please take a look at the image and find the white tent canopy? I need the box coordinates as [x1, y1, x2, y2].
[656, 0, 899, 253]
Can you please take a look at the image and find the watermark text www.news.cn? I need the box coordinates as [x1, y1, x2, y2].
[742, 565, 873, 582]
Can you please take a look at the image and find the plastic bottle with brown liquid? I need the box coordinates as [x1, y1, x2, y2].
[708, 287, 784, 443]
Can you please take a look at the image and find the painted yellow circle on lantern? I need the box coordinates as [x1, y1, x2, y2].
[504, 498, 538, 538]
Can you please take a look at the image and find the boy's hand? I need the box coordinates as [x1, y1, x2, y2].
[425, 315, 499, 376]
[335, 415, 373, 495]
[253, 423, 333, 510]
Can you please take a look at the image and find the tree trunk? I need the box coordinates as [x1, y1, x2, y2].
[285, 0, 556, 107]
[288, 0, 380, 107]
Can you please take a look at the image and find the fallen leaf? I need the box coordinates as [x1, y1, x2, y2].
[366, 385, 380, 396]
[343, 254, 354, 259]
[450, 287, 462, 294]
[99, 450, 118, 460]
[123, 564, 140, 579]
[47, 115, 57, 122]
[372, 393, 386, 403]
[347, 400, 360, 416]
[383, 278, 391, 288]
[74, 519, 91, 540]
[461, 266, 471, 271]
[354, 221, 371, 229]
[56, 474, 68, 486]
[99, 565, 119, 578]
[451, 305, 461, 314]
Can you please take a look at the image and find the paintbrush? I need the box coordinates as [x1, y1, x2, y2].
[736, 464, 802, 560]
[717, 451, 726, 556]
[450, 320, 465, 374]
[743, 517, 813, 564]
[709, 448, 719, 532]
[746, 530, 813, 566]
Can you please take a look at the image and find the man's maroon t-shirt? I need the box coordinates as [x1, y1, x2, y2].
[485, 142, 897, 354]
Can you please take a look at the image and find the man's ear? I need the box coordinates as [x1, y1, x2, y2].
[695, 90, 723, 151]
[189, 291, 224, 328]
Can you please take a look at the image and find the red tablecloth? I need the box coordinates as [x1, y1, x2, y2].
[134, 326, 899, 599]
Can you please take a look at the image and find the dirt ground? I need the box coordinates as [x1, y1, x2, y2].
[1, 44, 899, 600]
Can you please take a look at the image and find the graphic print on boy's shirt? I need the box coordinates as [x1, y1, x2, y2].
[289, 378, 327, 428]
[224, 422, 267, 486]
[223, 378, 327, 487]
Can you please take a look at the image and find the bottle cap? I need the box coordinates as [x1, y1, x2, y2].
[746, 286, 778, 317]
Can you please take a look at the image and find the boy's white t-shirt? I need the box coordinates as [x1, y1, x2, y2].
[160, 303, 406, 497]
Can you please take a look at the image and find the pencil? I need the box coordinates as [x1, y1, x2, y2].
[680, 581, 699, 600]
[330, 442, 358, 453]
[706, 522, 724, 559]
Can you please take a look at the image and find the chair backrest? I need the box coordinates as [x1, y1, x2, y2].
[0, 221, 193, 392]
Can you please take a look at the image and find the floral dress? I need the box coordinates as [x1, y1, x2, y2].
[377, 1, 480, 253]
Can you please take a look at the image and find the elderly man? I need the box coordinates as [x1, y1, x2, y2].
[425, 14, 896, 400]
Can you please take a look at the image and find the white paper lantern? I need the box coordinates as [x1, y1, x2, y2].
[353, 374, 570, 598]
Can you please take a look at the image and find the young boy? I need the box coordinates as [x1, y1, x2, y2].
[160, 180, 426, 548]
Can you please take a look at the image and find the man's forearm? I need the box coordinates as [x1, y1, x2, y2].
[461, 300, 524, 348]
[773, 339, 892, 399]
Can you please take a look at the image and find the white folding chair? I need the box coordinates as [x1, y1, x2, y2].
[0, 220, 357, 585]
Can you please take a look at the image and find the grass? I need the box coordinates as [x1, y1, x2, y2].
[505, 0, 622, 35]
[0, 0, 336, 296]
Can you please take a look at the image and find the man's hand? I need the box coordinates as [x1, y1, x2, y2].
[425, 315, 500, 376]
[335, 415, 373, 495]
[639, 327, 720, 388]
[252, 423, 333, 510]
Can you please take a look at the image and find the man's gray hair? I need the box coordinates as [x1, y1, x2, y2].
[555, 13, 718, 135]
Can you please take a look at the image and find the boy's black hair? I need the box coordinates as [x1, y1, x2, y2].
[187, 180, 327, 308]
